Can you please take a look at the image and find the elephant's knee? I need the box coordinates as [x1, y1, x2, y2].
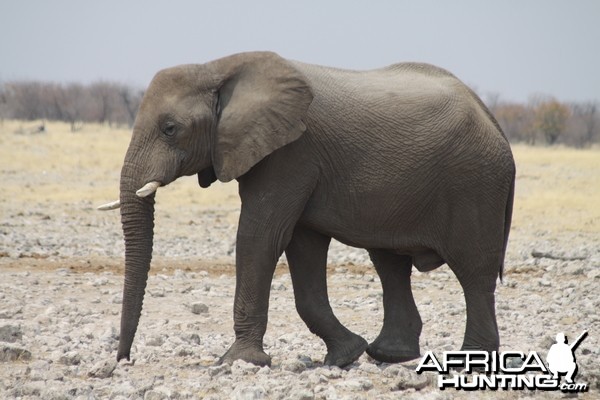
[295, 297, 321, 322]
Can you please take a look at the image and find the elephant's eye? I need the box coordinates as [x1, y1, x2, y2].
[162, 122, 177, 137]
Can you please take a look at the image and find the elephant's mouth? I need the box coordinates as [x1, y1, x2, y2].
[198, 167, 217, 188]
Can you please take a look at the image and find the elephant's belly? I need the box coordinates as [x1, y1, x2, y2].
[298, 207, 394, 248]
[409, 250, 445, 271]
[298, 202, 446, 271]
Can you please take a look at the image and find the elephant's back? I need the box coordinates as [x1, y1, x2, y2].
[292, 60, 508, 152]
[290, 60, 465, 105]
[291, 60, 476, 137]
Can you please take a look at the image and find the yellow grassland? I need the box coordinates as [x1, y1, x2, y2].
[0, 120, 240, 210]
[511, 144, 600, 234]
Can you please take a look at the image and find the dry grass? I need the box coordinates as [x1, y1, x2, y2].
[0, 120, 239, 210]
[511, 144, 600, 234]
[1, 120, 598, 234]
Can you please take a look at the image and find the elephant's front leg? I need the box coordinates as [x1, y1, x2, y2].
[218, 170, 315, 367]
[218, 229, 282, 367]
[286, 226, 368, 367]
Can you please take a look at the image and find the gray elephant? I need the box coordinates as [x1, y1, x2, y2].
[99, 51, 515, 368]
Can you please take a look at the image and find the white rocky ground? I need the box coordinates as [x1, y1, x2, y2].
[1, 197, 599, 399]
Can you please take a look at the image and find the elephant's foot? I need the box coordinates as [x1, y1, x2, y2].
[324, 332, 368, 368]
[218, 340, 271, 367]
[366, 333, 420, 363]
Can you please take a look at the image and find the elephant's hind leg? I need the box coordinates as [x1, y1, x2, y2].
[451, 263, 500, 354]
[366, 250, 422, 363]
[286, 226, 368, 367]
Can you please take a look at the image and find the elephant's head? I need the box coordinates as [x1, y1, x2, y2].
[98, 52, 313, 361]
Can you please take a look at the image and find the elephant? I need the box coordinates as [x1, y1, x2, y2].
[98, 51, 515, 368]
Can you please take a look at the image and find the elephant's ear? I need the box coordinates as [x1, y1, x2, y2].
[211, 52, 314, 182]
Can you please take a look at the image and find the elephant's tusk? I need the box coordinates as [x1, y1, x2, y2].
[136, 181, 161, 198]
[97, 200, 121, 211]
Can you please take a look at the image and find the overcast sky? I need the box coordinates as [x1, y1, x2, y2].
[1, 1, 598, 103]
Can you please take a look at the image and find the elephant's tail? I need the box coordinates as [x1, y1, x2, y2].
[499, 174, 515, 282]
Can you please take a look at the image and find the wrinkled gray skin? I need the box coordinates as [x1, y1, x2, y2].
[114, 51, 515, 368]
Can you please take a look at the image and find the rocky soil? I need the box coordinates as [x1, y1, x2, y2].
[0, 126, 599, 399]
[0, 197, 599, 400]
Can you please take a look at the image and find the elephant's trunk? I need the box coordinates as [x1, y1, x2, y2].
[116, 163, 155, 362]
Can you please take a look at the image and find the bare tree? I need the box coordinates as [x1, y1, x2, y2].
[0, 83, 7, 124]
[484, 92, 501, 113]
[534, 98, 570, 145]
[5, 82, 47, 120]
[119, 86, 143, 127]
[90, 82, 116, 125]
[494, 102, 535, 143]
[52, 83, 93, 131]
[570, 101, 598, 147]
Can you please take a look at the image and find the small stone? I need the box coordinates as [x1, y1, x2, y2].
[0, 308, 22, 319]
[100, 326, 118, 341]
[0, 324, 23, 343]
[59, 350, 81, 365]
[257, 366, 271, 375]
[146, 334, 165, 347]
[144, 386, 175, 400]
[539, 334, 555, 350]
[358, 362, 380, 374]
[92, 277, 109, 286]
[231, 384, 266, 399]
[208, 363, 231, 377]
[391, 366, 429, 391]
[0, 343, 32, 361]
[586, 269, 600, 279]
[231, 359, 260, 375]
[271, 282, 286, 291]
[41, 384, 74, 400]
[28, 364, 48, 381]
[290, 389, 314, 400]
[16, 381, 45, 397]
[337, 378, 373, 391]
[106, 381, 137, 397]
[564, 264, 585, 276]
[88, 358, 118, 378]
[538, 279, 552, 287]
[182, 333, 201, 345]
[282, 359, 307, 373]
[297, 355, 314, 368]
[191, 303, 209, 315]
[505, 280, 518, 288]
[149, 287, 166, 298]
[174, 345, 194, 357]
[320, 366, 343, 379]
[382, 364, 402, 378]
[173, 269, 187, 279]
[504, 356, 524, 369]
